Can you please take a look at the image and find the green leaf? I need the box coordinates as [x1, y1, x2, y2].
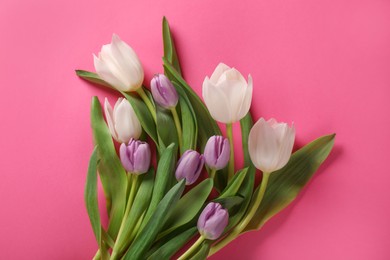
[161, 178, 213, 236]
[219, 168, 248, 199]
[162, 17, 182, 75]
[174, 83, 198, 153]
[163, 60, 227, 190]
[124, 180, 186, 260]
[91, 97, 127, 238]
[142, 143, 177, 227]
[113, 168, 155, 257]
[191, 242, 211, 260]
[244, 134, 336, 232]
[84, 146, 101, 246]
[76, 70, 112, 89]
[147, 227, 197, 260]
[156, 107, 178, 148]
[121, 91, 159, 147]
[213, 196, 244, 211]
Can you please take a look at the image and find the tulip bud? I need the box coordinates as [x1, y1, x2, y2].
[175, 150, 205, 185]
[197, 202, 229, 240]
[202, 63, 253, 123]
[150, 74, 179, 109]
[94, 34, 144, 92]
[119, 139, 151, 174]
[104, 98, 142, 143]
[203, 135, 230, 170]
[248, 118, 295, 173]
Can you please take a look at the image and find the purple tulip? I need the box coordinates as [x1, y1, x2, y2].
[197, 202, 229, 240]
[204, 135, 230, 170]
[175, 150, 205, 185]
[119, 139, 151, 174]
[150, 74, 179, 109]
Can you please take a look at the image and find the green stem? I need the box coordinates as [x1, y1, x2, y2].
[111, 174, 139, 260]
[209, 172, 270, 256]
[170, 107, 183, 152]
[226, 123, 235, 182]
[178, 236, 205, 260]
[136, 88, 156, 122]
[209, 168, 216, 180]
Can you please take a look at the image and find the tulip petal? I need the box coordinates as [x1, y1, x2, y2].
[94, 54, 128, 91]
[120, 142, 134, 172]
[275, 124, 295, 170]
[209, 63, 231, 84]
[248, 118, 279, 172]
[202, 78, 232, 123]
[111, 34, 144, 91]
[104, 98, 119, 141]
[236, 74, 253, 121]
[114, 99, 142, 142]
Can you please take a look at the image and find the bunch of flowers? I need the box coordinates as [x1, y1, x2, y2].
[76, 17, 335, 260]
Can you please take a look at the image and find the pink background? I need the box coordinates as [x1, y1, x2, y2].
[1, 0, 389, 259]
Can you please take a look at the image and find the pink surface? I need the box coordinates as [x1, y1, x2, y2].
[1, 0, 389, 259]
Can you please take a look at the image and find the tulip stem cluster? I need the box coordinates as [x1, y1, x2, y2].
[111, 174, 139, 259]
[170, 107, 183, 152]
[136, 88, 157, 121]
[226, 123, 235, 182]
[210, 172, 270, 255]
[178, 236, 205, 260]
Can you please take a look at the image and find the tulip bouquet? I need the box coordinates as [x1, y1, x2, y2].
[76, 17, 335, 260]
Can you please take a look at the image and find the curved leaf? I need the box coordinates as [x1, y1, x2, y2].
[124, 180, 186, 260]
[244, 134, 336, 232]
[162, 17, 182, 75]
[91, 97, 127, 238]
[162, 178, 213, 236]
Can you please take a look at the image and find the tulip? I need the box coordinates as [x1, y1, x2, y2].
[197, 202, 229, 240]
[104, 98, 142, 143]
[175, 150, 205, 185]
[204, 135, 230, 170]
[119, 139, 151, 174]
[150, 74, 179, 109]
[202, 63, 253, 124]
[94, 34, 144, 92]
[248, 118, 295, 173]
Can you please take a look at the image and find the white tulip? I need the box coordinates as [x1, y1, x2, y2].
[94, 34, 144, 92]
[248, 118, 295, 173]
[104, 98, 142, 143]
[202, 63, 253, 123]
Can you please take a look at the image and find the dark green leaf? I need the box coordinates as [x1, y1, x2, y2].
[156, 107, 178, 148]
[113, 168, 155, 257]
[174, 83, 198, 153]
[76, 70, 112, 89]
[240, 112, 254, 166]
[191, 242, 211, 260]
[219, 168, 248, 199]
[124, 180, 186, 260]
[142, 143, 177, 227]
[84, 147, 101, 246]
[213, 196, 244, 211]
[147, 227, 197, 260]
[91, 97, 127, 238]
[162, 17, 182, 75]
[244, 134, 336, 232]
[162, 178, 213, 236]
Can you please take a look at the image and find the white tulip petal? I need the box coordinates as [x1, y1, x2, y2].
[272, 121, 288, 144]
[249, 118, 279, 172]
[202, 79, 231, 123]
[275, 125, 295, 170]
[216, 79, 246, 122]
[94, 54, 128, 91]
[209, 63, 231, 84]
[104, 98, 119, 141]
[236, 74, 253, 121]
[111, 34, 144, 91]
[114, 99, 142, 142]
[223, 68, 247, 83]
